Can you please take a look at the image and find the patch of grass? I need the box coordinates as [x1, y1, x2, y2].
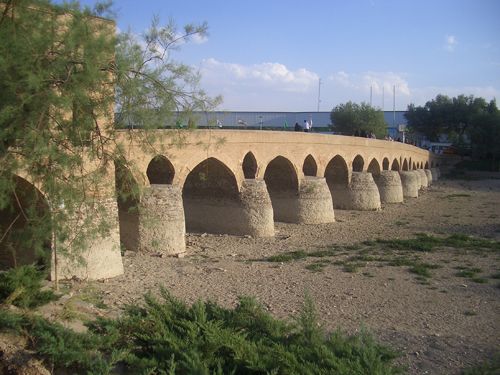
[445, 193, 471, 199]
[0, 290, 402, 374]
[463, 310, 477, 316]
[265, 250, 308, 262]
[387, 256, 420, 267]
[305, 262, 327, 273]
[490, 272, 500, 279]
[455, 267, 482, 278]
[308, 248, 337, 257]
[343, 263, 363, 273]
[409, 263, 441, 279]
[471, 277, 488, 284]
[393, 220, 409, 226]
[376, 233, 441, 252]
[378, 233, 500, 253]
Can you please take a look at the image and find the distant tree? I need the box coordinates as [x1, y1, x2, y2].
[0, 0, 220, 279]
[330, 101, 387, 138]
[405, 94, 492, 143]
[469, 100, 500, 167]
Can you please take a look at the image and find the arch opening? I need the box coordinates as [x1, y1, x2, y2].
[382, 158, 390, 171]
[115, 160, 141, 252]
[264, 156, 299, 222]
[242, 152, 257, 179]
[325, 155, 350, 209]
[391, 159, 400, 171]
[183, 158, 242, 233]
[0, 176, 52, 270]
[147, 155, 175, 185]
[402, 159, 409, 171]
[367, 159, 381, 176]
[352, 155, 364, 172]
[303, 154, 318, 177]
[425, 161, 429, 169]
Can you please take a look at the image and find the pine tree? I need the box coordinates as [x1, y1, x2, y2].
[0, 0, 220, 279]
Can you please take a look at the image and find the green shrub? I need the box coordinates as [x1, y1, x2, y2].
[1, 288, 402, 374]
[0, 265, 58, 308]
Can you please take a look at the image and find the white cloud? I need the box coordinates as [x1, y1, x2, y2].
[198, 58, 320, 110]
[445, 34, 458, 52]
[327, 70, 411, 109]
[200, 58, 319, 92]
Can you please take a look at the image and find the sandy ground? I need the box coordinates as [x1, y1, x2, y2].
[51, 178, 500, 374]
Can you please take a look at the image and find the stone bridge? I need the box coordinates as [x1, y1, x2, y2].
[2, 130, 441, 280]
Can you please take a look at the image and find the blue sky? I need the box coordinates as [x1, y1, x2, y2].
[74, 0, 499, 111]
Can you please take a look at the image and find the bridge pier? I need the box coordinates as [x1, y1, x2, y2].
[136, 185, 186, 255]
[329, 184, 351, 210]
[431, 168, 439, 181]
[424, 169, 433, 186]
[240, 179, 275, 237]
[51, 197, 124, 281]
[348, 172, 381, 210]
[416, 169, 429, 189]
[296, 177, 335, 223]
[399, 171, 419, 198]
[374, 171, 404, 204]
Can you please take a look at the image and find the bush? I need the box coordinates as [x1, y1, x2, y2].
[0, 288, 402, 374]
[0, 265, 58, 308]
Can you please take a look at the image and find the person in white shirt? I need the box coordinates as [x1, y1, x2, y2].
[304, 120, 310, 132]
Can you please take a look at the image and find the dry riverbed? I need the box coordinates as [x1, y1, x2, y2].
[45, 178, 500, 374]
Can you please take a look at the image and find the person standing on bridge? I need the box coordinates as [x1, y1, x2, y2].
[304, 120, 310, 132]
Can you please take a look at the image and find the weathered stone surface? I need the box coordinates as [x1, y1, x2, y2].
[424, 169, 433, 186]
[374, 171, 404, 204]
[430, 168, 439, 182]
[137, 184, 186, 255]
[416, 169, 429, 189]
[52, 198, 124, 281]
[240, 179, 275, 236]
[399, 171, 419, 198]
[296, 177, 335, 223]
[348, 172, 381, 210]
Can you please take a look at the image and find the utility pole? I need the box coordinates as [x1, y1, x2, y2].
[393, 85, 396, 130]
[317, 78, 322, 112]
[382, 86, 385, 111]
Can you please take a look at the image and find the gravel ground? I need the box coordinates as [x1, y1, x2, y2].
[60, 178, 500, 374]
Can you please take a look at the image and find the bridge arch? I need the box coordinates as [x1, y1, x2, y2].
[183, 157, 243, 234]
[382, 157, 390, 170]
[264, 156, 299, 222]
[0, 175, 52, 270]
[402, 158, 409, 171]
[147, 155, 175, 185]
[242, 151, 258, 179]
[325, 155, 350, 209]
[391, 158, 400, 171]
[303, 154, 318, 177]
[367, 158, 381, 176]
[352, 155, 364, 172]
